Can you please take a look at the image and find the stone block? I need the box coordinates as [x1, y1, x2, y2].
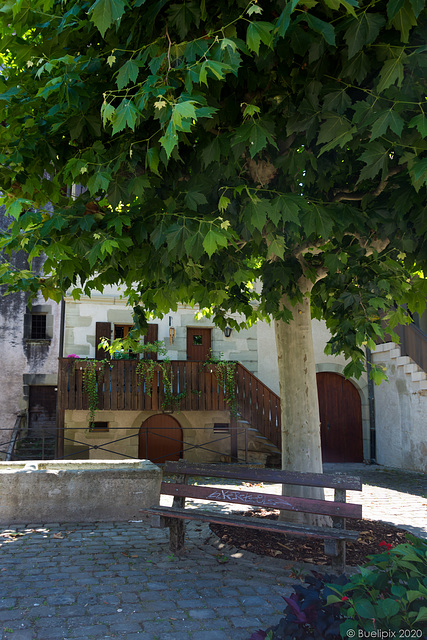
[0, 460, 162, 524]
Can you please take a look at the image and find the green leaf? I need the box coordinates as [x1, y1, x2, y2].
[375, 598, 400, 618]
[414, 607, 427, 622]
[101, 101, 115, 126]
[354, 599, 377, 619]
[146, 146, 160, 175]
[218, 195, 231, 212]
[172, 100, 198, 129]
[317, 114, 355, 154]
[344, 13, 386, 59]
[303, 14, 336, 46]
[168, 2, 200, 39]
[409, 113, 427, 137]
[409, 157, 427, 191]
[358, 142, 388, 182]
[377, 57, 405, 93]
[267, 237, 285, 260]
[203, 228, 228, 257]
[202, 138, 221, 168]
[116, 59, 139, 90]
[88, 0, 126, 38]
[276, 0, 299, 37]
[246, 21, 274, 55]
[370, 110, 404, 140]
[185, 191, 207, 211]
[244, 199, 271, 231]
[111, 99, 139, 135]
[390, 0, 417, 42]
[87, 169, 111, 195]
[159, 120, 178, 159]
[387, 0, 405, 19]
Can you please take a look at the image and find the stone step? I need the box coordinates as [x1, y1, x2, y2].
[411, 370, 426, 383]
[404, 363, 419, 374]
[395, 356, 412, 367]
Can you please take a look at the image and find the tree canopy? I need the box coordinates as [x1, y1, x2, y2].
[1, 0, 426, 380]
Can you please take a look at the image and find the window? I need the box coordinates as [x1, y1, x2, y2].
[92, 422, 109, 432]
[24, 305, 53, 341]
[31, 314, 47, 339]
[213, 423, 230, 433]
[193, 334, 203, 345]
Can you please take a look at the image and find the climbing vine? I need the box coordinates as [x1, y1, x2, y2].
[203, 351, 238, 415]
[75, 359, 109, 430]
[136, 342, 186, 411]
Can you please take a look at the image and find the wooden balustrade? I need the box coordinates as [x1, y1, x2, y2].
[58, 358, 282, 449]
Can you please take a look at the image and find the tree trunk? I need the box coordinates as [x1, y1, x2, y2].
[274, 284, 330, 526]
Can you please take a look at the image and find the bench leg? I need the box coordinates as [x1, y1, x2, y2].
[325, 540, 346, 573]
[169, 520, 185, 553]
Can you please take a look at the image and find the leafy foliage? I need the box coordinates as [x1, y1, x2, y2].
[250, 571, 349, 640]
[328, 535, 427, 635]
[250, 535, 427, 639]
[0, 0, 426, 381]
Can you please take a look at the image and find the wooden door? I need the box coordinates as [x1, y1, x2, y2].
[316, 372, 363, 463]
[28, 386, 57, 436]
[187, 328, 211, 361]
[139, 414, 183, 463]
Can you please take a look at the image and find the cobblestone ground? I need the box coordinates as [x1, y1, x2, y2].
[0, 521, 295, 640]
[1, 464, 426, 640]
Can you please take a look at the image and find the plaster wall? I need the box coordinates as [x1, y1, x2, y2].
[0, 209, 62, 455]
[372, 355, 427, 473]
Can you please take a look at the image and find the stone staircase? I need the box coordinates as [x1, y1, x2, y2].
[12, 432, 56, 460]
[372, 341, 427, 393]
[236, 418, 281, 467]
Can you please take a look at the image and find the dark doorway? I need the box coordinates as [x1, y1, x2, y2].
[186, 327, 212, 361]
[316, 372, 363, 463]
[139, 414, 183, 463]
[28, 385, 57, 437]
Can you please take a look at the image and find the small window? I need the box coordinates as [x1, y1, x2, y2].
[92, 422, 109, 432]
[193, 334, 203, 346]
[31, 314, 47, 339]
[213, 423, 230, 433]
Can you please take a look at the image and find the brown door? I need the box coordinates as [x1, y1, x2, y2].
[28, 386, 57, 437]
[316, 372, 363, 463]
[187, 328, 211, 361]
[139, 414, 183, 463]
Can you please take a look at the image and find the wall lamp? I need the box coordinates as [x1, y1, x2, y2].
[224, 326, 232, 338]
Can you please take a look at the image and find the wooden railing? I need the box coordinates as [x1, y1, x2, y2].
[381, 322, 427, 372]
[58, 358, 282, 449]
[235, 363, 281, 450]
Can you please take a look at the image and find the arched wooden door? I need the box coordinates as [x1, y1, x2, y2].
[139, 414, 183, 463]
[316, 372, 363, 463]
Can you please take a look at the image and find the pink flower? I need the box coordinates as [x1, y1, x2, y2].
[67, 354, 79, 358]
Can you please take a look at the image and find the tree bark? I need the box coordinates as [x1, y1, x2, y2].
[274, 281, 330, 526]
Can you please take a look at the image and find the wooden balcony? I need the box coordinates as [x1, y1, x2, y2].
[57, 358, 282, 449]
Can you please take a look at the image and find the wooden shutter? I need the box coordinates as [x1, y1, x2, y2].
[144, 323, 158, 360]
[95, 322, 111, 360]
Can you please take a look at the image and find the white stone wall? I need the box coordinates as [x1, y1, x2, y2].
[372, 343, 427, 473]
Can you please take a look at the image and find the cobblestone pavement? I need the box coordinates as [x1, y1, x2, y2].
[1, 464, 426, 640]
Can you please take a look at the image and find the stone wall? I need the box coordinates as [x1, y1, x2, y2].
[0, 459, 162, 524]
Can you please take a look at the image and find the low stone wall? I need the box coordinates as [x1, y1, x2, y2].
[0, 459, 162, 524]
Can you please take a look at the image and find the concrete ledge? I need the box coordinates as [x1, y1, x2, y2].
[0, 459, 162, 525]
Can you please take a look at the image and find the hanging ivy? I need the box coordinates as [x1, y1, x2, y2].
[136, 342, 187, 411]
[75, 359, 109, 429]
[203, 351, 238, 415]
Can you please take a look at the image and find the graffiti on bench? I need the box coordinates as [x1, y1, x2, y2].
[206, 489, 294, 509]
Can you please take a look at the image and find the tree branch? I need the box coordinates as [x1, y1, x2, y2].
[332, 165, 406, 203]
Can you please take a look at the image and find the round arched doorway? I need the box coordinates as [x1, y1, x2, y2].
[138, 414, 183, 463]
[316, 372, 363, 463]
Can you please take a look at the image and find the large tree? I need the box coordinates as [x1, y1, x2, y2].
[1, 0, 426, 496]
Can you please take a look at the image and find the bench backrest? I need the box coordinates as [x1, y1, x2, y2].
[163, 461, 362, 491]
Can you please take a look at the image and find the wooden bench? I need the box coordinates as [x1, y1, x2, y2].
[141, 461, 363, 571]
